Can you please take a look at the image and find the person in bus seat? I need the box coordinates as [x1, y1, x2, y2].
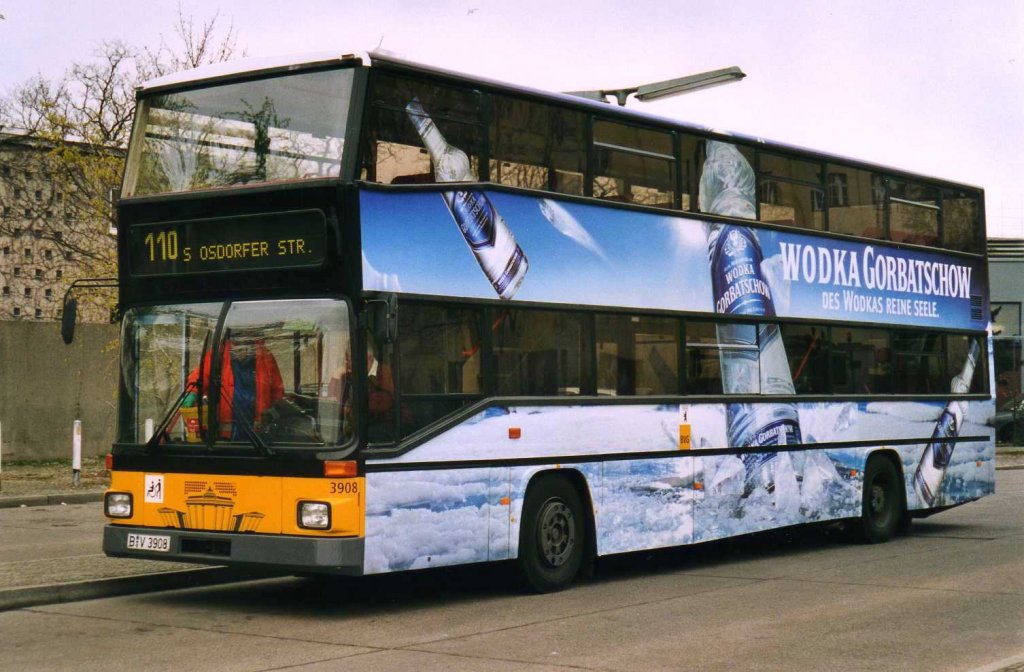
[329, 337, 411, 441]
[185, 338, 285, 440]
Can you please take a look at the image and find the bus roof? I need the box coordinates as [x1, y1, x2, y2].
[136, 50, 982, 192]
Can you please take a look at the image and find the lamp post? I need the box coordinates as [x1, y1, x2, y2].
[566, 66, 746, 106]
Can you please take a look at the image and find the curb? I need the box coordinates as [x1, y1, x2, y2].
[0, 566, 271, 612]
[0, 491, 104, 509]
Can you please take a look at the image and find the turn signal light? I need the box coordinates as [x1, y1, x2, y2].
[323, 461, 357, 478]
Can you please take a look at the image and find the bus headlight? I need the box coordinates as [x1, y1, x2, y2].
[298, 501, 331, 530]
[105, 492, 133, 518]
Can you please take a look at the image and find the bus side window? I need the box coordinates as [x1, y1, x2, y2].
[493, 309, 589, 397]
[826, 165, 884, 239]
[757, 152, 825, 231]
[397, 304, 483, 435]
[781, 323, 830, 394]
[684, 320, 724, 395]
[596, 314, 678, 396]
[831, 327, 891, 395]
[361, 72, 483, 185]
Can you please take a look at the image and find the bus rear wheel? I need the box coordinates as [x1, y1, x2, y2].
[855, 456, 903, 544]
[518, 474, 586, 593]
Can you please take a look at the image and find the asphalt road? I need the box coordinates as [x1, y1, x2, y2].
[2, 469, 1022, 672]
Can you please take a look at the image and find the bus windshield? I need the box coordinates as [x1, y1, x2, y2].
[125, 68, 354, 197]
[120, 298, 352, 449]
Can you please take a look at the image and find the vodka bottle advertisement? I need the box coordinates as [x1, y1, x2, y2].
[701, 140, 802, 501]
[405, 99, 528, 300]
[913, 339, 981, 506]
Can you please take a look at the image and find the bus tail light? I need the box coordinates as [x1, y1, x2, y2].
[105, 453, 113, 470]
[323, 461, 357, 478]
[298, 501, 331, 530]
[105, 492, 133, 518]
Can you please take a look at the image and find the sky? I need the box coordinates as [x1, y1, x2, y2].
[1, 0, 1022, 237]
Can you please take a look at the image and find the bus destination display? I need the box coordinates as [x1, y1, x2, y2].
[129, 210, 327, 276]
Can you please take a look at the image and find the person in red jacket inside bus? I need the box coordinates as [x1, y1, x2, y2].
[329, 337, 411, 441]
[185, 338, 285, 440]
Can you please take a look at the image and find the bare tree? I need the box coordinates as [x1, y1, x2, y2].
[145, 8, 243, 75]
[0, 11, 241, 320]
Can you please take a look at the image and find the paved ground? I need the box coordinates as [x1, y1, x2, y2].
[0, 468, 1020, 671]
[0, 449, 1021, 611]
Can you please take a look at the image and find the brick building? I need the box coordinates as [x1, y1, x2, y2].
[0, 133, 117, 323]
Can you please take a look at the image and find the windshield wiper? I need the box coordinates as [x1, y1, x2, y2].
[220, 390, 273, 457]
[144, 381, 197, 453]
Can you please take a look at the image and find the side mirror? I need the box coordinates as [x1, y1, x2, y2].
[61, 297, 78, 345]
[368, 293, 398, 345]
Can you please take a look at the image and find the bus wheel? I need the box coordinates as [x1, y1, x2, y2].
[856, 456, 903, 544]
[518, 474, 586, 593]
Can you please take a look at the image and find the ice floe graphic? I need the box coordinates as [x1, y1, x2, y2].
[539, 199, 608, 262]
[363, 399, 993, 573]
[362, 250, 402, 291]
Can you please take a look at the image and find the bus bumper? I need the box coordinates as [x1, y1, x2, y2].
[103, 525, 364, 575]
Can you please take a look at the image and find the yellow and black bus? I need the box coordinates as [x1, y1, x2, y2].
[92, 52, 993, 592]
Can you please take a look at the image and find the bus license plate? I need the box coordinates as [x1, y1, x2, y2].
[126, 533, 171, 553]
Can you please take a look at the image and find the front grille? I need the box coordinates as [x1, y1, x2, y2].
[181, 537, 231, 557]
[971, 295, 984, 322]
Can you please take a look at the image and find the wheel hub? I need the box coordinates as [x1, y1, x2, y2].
[871, 484, 886, 514]
[538, 500, 575, 567]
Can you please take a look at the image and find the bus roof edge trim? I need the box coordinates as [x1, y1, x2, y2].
[137, 52, 366, 94]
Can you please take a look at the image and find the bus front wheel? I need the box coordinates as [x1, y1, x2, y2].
[518, 474, 586, 593]
[855, 456, 904, 544]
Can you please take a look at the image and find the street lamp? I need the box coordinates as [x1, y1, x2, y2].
[566, 66, 746, 106]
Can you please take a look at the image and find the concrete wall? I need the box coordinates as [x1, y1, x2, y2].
[0, 321, 118, 461]
[989, 259, 1024, 306]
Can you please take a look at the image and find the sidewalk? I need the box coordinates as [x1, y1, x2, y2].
[0, 448, 1022, 613]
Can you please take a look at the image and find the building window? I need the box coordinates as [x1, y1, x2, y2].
[44, 249, 52, 260]
[34, 190, 42, 201]
[24, 248, 31, 258]
[828, 173, 849, 207]
[44, 288, 52, 299]
[33, 229, 42, 239]
[993, 302, 1022, 338]
[64, 252, 72, 260]
[2, 246, 8, 256]
[13, 227, 22, 237]
[2, 206, 9, 217]
[871, 174, 886, 205]
[56, 269, 63, 279]
[34, 269, 43, 279]
[24, 287, 31, 297]
[34, 308, 42, 319]
[54, 231, 62, 240]
[12, 307, 20, 317]
[13, 267, 21, 276]
[0, 165, 9, 176]
[2, 286, 9, 296]
[23, 208, 31, 218]
[14, 188, 22, 199]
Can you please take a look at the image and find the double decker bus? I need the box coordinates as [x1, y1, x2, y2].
[94, 51, 993, 592]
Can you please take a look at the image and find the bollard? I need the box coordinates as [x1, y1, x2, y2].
[72, 420, 82, 488]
